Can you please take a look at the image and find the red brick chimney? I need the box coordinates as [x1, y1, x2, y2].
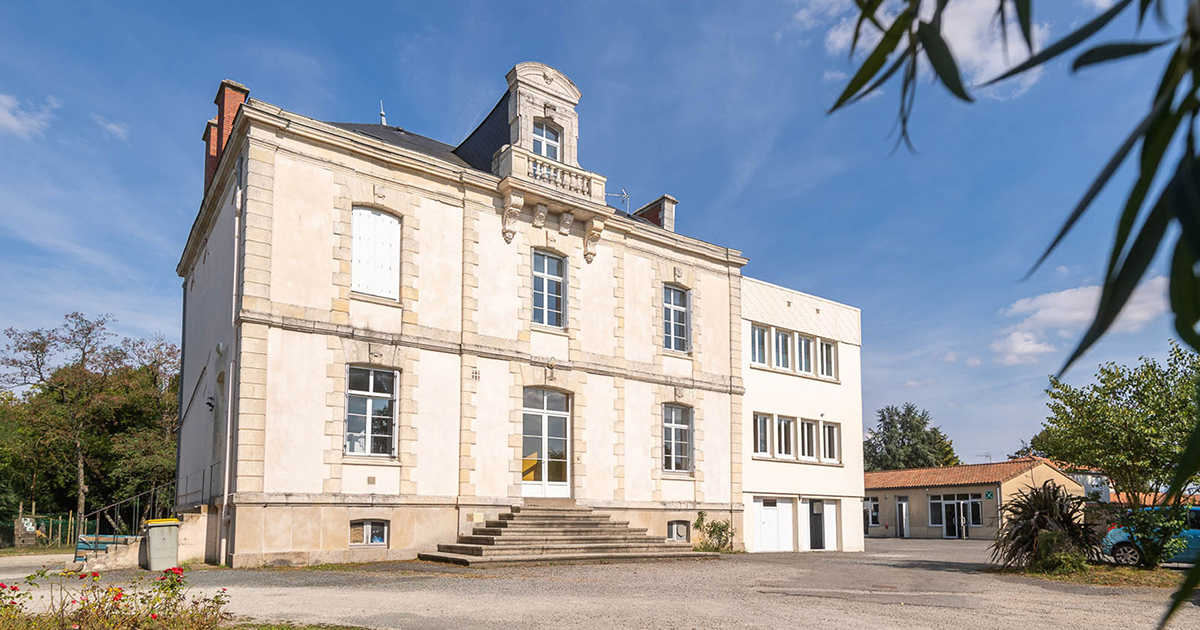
[202, 119, 218, 192]
[203, 79, 249, 194]
[632, 194, 677, 232]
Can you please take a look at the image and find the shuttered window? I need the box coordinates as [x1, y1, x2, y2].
[351, 207, 400, 300]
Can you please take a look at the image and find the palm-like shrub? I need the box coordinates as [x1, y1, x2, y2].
[990, 480, 1100, 568]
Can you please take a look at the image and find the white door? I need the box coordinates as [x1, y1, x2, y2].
[897, 499, 910, 538]
[755, 498, 794, 552]
[822, 500, 838, 551]
[521, 389, 570, 498]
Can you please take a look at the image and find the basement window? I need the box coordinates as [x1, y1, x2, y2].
[350, 519, 388, 546]
[667, 520, 690, 542]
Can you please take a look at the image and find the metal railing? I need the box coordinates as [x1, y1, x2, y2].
[74, 481, 175, 562]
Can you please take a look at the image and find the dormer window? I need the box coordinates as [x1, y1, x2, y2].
[533, 122, 560, 160]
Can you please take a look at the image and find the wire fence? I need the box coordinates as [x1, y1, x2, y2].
[6, 514, 74, 549]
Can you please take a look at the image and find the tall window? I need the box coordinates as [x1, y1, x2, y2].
[522, 388, 570, 486]
[800, 420, 817, 459]
[750, 325, 769, 365]
[662, 405, 692, 473]
[350, 520, 388, 546]
[819, 340, 837, 378]
[776, 416, 795, 458]
[822, 422, 840, 462]
[866, 498, 880, 526]
[532, 251, 565, 327]
[797, 336, 814, 374]
[345, 367, 396, 456]
[774, 330, 791, 369]
[753, 413, 771, 455]
[663, 286, 689, 352]
[533, 122, 560, 160]
[351, 207, 401, 300]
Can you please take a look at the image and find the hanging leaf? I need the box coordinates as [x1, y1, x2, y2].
[1014, 0, 1034, 52]
[983, 0, 1136, 87]
[1072, 39, 1176, 72]
[1162, 378, 1200, 627]
[830, 9, 915, 113]
[918, 21, 974, 102]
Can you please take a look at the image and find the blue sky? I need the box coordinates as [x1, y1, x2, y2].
[0, 0, 1180, 462]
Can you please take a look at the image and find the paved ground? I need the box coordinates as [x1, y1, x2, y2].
[4, 540, 1200, 629]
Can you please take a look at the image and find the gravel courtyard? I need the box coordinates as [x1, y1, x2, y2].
[4, 539, 1199, 629]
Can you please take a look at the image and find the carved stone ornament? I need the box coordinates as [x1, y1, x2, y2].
[543, 103, 557, 120]
[674, 386, 684, 400]
[559, 211, 574, 235]
[532, 203, 548, 228]
[502, 192, 525, 244]
[543, 70, 555, 85]
[674, 267, 683, 281]
[583, 218, 605, 264]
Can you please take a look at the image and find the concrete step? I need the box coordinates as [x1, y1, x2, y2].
[473, 526, 649, 536]
[459, 534, 666, 545]
[485, 519, 630, 529]
[499, 513, 612, 521]
[511, 505, 595, 514]
[438, 542, 694, 557]
[417, 549, 719, 567]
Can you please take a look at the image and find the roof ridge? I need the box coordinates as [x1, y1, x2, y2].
[864, 458, 1037, 475]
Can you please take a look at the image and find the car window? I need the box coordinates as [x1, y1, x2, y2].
[1189, 510, 1200, 531]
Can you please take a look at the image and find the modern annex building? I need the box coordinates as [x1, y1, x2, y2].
[174, 63, 864, 566]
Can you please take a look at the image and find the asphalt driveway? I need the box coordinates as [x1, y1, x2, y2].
[3, 540, 1198, 629]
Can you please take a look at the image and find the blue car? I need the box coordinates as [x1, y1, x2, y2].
[1102, 507, 1200, 565]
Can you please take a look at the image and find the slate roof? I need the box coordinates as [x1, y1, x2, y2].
[864, 458, 1048, 490]
[325, 122, 479, 171]
[740, 277, 861, 346]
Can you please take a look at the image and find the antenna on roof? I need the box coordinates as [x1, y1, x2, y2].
[379, 99, 387, 126]
[606, 187, 630, 212]
[976, 452, 994, 463]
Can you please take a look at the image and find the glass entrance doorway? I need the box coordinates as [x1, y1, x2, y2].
[521, 388, 570, 498]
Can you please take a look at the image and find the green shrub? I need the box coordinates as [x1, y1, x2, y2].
[990, 480, 1101, 568]
[1114, 506, 1188, 567]
[1030, 529, 1088, 574]
[692, 510, 736, 552]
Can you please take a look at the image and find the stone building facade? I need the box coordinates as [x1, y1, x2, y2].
[175, 62, 864, 566]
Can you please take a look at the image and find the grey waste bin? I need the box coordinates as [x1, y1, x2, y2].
[145, 518, 180, 571]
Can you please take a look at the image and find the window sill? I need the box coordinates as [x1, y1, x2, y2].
[350, 292, 403, 309]
[662, 348, 693, 359]
[748, 363, 839, 384]
[662, 472, 695, 480]
[531, 324, 570, 337]
[342, 455, 402, 467]
[750, 455, 843, 468]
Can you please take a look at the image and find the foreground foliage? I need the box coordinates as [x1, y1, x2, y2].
[692, 511, 736, 552]
[1112, 506, 1189, 567]
[0, 567, 228, 629]
[991, 481, 1101, 568]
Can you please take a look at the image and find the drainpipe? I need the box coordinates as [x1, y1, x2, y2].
[175, 282, 187, 514]
[217, 152, 245, 566]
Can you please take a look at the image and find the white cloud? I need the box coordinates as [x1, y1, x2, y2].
[91, 114, 129, 141]
[821, 69, 847, 82]
[904, 379, 922, 388]
[1079, 0, 1114, 9]
[966, 356, 982, 367]
[990, 330, 1056, 365]
[794, 0, 1050, 99]
[991, 276, 1169, 365]
[0, 94, 59, 138]
[944, 352, 959, 363]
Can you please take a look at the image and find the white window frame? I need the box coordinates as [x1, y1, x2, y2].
[774, 329, 791, 370]
[821, 421, 840, 463]
[969, 494, 983, 527]
[776, 416, 796, 459]
[866, 498, 880, 526]
[532, 251, 566, 328]
[797, 335, 814, 374]
[350, 207, 401, 300]
[800, 420, 818, 460]
[750, 325, 769, 365]
[349, 519, 389, 546]
[929, 495, 945, 526]
[533, 121, 561, 161]
[663, 404, 693, 473]
[667, 520, 690, 542]
[753, 413, 772, 455]
[819, 340, 838, 378]
[345, 366, 397, 457]
[663, 285, 690, 352]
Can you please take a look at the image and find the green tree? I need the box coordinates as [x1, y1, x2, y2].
[1034, 342, 1200, 511]
[831, 1, 1200, 619]
[864, 403, 961, 471]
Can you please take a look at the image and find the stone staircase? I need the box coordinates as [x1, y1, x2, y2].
[418, 504, 717, 566]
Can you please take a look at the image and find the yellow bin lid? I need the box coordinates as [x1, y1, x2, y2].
[146, 518, 180, 525]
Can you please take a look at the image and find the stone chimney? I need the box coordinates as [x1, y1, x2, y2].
[632, 194, 677, 232]
[203, 79, 249, 194]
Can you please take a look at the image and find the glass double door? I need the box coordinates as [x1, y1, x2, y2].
[522, 389, 570, 498]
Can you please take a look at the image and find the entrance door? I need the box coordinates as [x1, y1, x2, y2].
[896, 498, 910, 538]
[521, 388, 570, 498]
[755, 498, 794, 552]
[810, 500, 825, 550]
[943, 502, 959, 539]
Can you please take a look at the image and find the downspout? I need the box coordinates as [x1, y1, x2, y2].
[218, 151, 245, 566]
[175, 281, 187, 513]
